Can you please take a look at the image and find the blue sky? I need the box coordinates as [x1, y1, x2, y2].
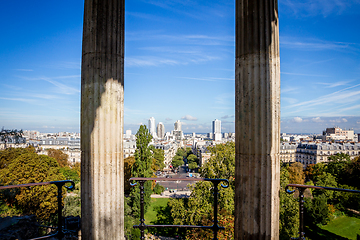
[0, 0, 359, 134]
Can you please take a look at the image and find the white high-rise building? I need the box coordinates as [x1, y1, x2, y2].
[148, 117, 157, 138]
[125, 130, 132, 139]
[157, 122, 165, 139]
[212, 119, 222, 141]
[174, 120, 182, 131]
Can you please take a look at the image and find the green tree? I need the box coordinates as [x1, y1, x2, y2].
[188, 162, 197, 170]
[312, 172, 337, 199]
[0, 152, 65, 220]
[187, 154, 198, 164]
[176, 148, 185, 157]
[62, 183, 81, 217]
[169, 142, 235, 239]
[326, 153, 350, 183]
[171, 155, 183, 168]
[152, 148, 165, 171]
[343, 156, 360, 189]
[60, 166, 80, 184]
[304, 194, 331, 225]
[184, 147, 192, 158]
[279, 164, 299, 240]
[130, 125, 153, 219]
[200, 142, 235, 180]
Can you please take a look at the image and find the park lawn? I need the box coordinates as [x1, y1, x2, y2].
[320, 216, 360, 239]
[145, 198, 169, 224]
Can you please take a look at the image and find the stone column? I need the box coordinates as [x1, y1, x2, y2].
[234, 0, 280, 239]
[81, 0, 124, 239]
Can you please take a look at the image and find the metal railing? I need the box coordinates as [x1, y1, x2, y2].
[0, 180, 75, 240]
[285, 183, 360, 240]
[130, 177, 229, 240]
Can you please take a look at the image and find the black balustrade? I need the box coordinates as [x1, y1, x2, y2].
[0, 180, 75, 240]
[285, 183, 360, 240]
[130, 177, 229, 240]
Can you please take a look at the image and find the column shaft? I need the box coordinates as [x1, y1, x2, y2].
[235, 0, 280, 239]
[81, 0, 125, 239]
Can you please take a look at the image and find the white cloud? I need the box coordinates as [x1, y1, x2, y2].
[293, 117, 303, 123]
[312, 117, 324, 122]
[181, 115, 198, 121]
[221, 115, 234, 119]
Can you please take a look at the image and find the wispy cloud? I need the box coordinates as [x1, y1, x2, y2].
[19, 75, 80, 95]
[13, 69, 33, 72]
[181, 115, 198, 121]
[221, 115, 234, 119]
[280, 0, 360, 17]
[282, 97, 298, 104]
[127, 32, 234, 46]
[177, 76, 234, 82]
[316, 80, 351, 88]
[281, 72, 328, 77]
[284, 83, 360, 116]
[0, 97, 36, 103]
[126, 57, 180, 67]
[281, 36, 359, 52]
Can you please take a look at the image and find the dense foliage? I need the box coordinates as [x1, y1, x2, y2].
[0, 148, 65, 220]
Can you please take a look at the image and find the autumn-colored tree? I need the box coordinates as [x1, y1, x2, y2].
[304, 163, 325, 182]
[0, 152, 65, 220]
[0, 146, 35, 170]
[124, 156, 135, 194]
[288, 162, 305, 184]
[47, 148, 69, 167]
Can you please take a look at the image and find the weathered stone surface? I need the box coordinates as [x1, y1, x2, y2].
[235, 0, 280, 239]
[81, 0, 125, 239]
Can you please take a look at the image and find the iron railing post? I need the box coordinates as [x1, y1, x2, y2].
[286, 183, 360, 240]
[139, 180, 146, 240]
[130, 177, 229, 239]
[298, 188, 305, 240]
[212, 180, 220, 240]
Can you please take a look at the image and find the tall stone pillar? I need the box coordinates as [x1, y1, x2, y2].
[234, 0, 280, 239]
[81, 0, 125, 239]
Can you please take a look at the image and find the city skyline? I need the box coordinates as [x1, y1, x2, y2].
[1, 0, 360, 134]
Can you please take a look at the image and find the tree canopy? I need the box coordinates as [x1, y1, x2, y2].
[47, 148, 69, 168]
[0, 150, 65, 220]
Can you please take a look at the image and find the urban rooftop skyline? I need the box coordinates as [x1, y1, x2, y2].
[0, 0, 360, 134]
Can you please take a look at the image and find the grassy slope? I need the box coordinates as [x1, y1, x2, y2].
[319, 216, 360, 240]
[145, 198, 169, 224]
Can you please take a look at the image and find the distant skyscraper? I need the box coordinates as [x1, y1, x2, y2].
[148, 117, 157, 138]
[212, 119, 222, 141]
[125, 130, 132, 139]
[174, 120, 182, 131]
[157, 122, 165, 139]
